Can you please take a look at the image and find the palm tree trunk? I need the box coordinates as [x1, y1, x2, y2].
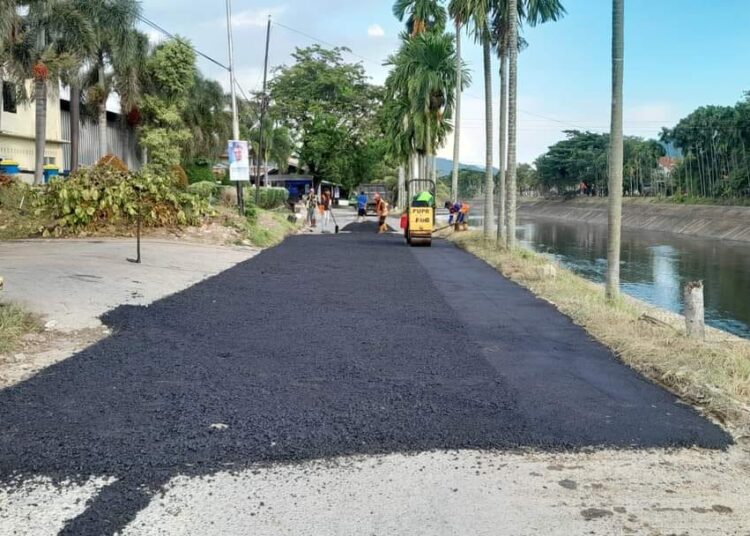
[451, 20, 462, 202]
[97, 61, 108, 159]
[482, 39, 494, 239]
[98, 99, 108, 159]
[397, 165, 405, 209]
[497, 51, 508, 244]
[506, 0, 519, 248]
[606, 0, 625, 301]
[33, 79, 47, 185]
[70, 85, 81, 173]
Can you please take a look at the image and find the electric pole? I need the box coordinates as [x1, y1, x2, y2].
[256, 16, 272, 205]
[226, 0, 244, 215]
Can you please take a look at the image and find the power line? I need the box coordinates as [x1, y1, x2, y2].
[272, 21, 384, 66]
[138, 14, 231, 72]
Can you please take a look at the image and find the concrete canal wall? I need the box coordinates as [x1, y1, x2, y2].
[518, 198, 750, 243]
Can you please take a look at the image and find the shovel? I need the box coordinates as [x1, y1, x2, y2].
[330, 209, 340, 234]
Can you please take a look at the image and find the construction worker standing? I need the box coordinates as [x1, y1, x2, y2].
[374, 193, 389, 234]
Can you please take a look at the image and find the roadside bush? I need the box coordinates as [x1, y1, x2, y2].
[171, 165, 189, 190]
[96, 154, 129, 172]
[0, 173, 14, 187]
[185, 162, 215, 184]
[41, 167, 214, 234]
[254, 187, 289, 209]
[187, 180, 218, 200]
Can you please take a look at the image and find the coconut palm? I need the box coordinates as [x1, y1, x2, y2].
[448, 0, 494, 238]
[606, 0, 624, 300]
[73, 0, 142, 161]
[393, 0, 447, 37]
[4, 0, 91, 184]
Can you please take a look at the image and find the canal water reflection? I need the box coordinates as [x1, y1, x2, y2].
[515, 217, 750, 338]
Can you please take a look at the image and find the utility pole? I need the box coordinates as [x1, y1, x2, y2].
[226, 0, 244, 215]
[256, 16, 272, 205]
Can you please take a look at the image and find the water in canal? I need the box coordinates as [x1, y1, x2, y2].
[516, 217, 750, 338]
[467, 213, 750, 338]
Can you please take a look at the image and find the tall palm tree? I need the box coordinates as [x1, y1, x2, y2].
[606, 0, 624, 300]
[393, 0, 447, 37]
[503, 0, 565, 247]
[448, 0, 494, 238]
[386, 31, 465, 191]
[4, 0, 91, 184]
[451, 15, 463, 202]
[74, 0, 142, 160]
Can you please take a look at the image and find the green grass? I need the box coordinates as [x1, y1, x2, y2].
[0, 302, 42, 354]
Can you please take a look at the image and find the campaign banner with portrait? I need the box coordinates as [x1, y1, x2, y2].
[228, 140, 250, 182]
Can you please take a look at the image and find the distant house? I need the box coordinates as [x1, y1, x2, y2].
[658, 156, 679, 176]
[0, 82, 139, 182]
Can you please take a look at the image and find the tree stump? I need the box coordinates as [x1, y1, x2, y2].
[684, 281, 705, 340]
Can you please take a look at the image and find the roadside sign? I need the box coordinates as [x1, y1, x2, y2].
[228, 140, 250, 182]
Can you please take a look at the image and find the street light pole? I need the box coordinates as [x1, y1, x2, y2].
[226, 0, 244, 215]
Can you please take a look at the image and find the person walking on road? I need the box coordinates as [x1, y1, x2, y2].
[319, 190, 332, 232]
[356, 191, 368, 222]
[375, 193, 389, 234]
[305, 190, 318, 228]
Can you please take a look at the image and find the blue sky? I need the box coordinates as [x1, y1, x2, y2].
[140, 0, 750, 166]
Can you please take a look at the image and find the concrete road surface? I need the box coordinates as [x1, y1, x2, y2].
[0, 239, 257, 331]
[0, 223, 745, 535]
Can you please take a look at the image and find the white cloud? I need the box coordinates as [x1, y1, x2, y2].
[367, 24, 385, 38]
[232, 6, 286, 28]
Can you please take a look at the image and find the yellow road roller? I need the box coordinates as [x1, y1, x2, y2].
[404, 179, 436, 247]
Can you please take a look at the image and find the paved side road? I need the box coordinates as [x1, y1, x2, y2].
[0, 223, 735, 535]
[0, 239, 257, 331]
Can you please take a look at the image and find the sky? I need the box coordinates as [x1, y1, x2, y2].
[140, 0, 750, 166]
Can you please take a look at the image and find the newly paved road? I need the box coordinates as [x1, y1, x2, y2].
[0, 223, 731, 534]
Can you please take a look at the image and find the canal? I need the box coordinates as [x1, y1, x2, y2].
[467, 212, 750, 338]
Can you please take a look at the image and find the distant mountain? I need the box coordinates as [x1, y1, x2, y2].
[435, 157, 499, 177]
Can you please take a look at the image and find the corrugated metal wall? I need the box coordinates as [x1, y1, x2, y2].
[61, 110, 141, 172]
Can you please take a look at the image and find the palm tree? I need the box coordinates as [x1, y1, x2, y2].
[4, 0, 91, 184]
[606, 0, 624, 300]
[74, 0, 142, 161]
[449, 0, 494, 238]
[386, 31, 466, 192]
[393, 0, 447, 37]
[503, 0, 565, 247]
[451, 15, 463, 202]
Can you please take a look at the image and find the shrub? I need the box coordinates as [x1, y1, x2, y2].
[185, 162, 215, 184]
[0, 173, 14, 187]
[96, 154, 129, 172]
[171, 165, 189, 190]
[40, 167, 214, 234]
[251, 187, 289, 209]
[187, 180, 218, 200]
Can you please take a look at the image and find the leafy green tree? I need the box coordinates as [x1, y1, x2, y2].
[270, 45, 384, 189]
[139, 38, 196, 177]
[183, 73, 230, 162]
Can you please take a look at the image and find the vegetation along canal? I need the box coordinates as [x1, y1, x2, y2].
[517, 217, 750, 338]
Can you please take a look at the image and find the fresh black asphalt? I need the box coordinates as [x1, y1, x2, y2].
[0, 222, 731, 534]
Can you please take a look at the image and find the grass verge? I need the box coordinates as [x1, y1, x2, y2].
[0, 302, 43, 354]
[448, 231, 750, 436]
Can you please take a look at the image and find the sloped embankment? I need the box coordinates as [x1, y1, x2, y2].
[519, 198, 750, 242]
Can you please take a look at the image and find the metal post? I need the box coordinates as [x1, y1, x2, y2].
[256, 16, 272, 205]
[226, 0, 244, 215]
